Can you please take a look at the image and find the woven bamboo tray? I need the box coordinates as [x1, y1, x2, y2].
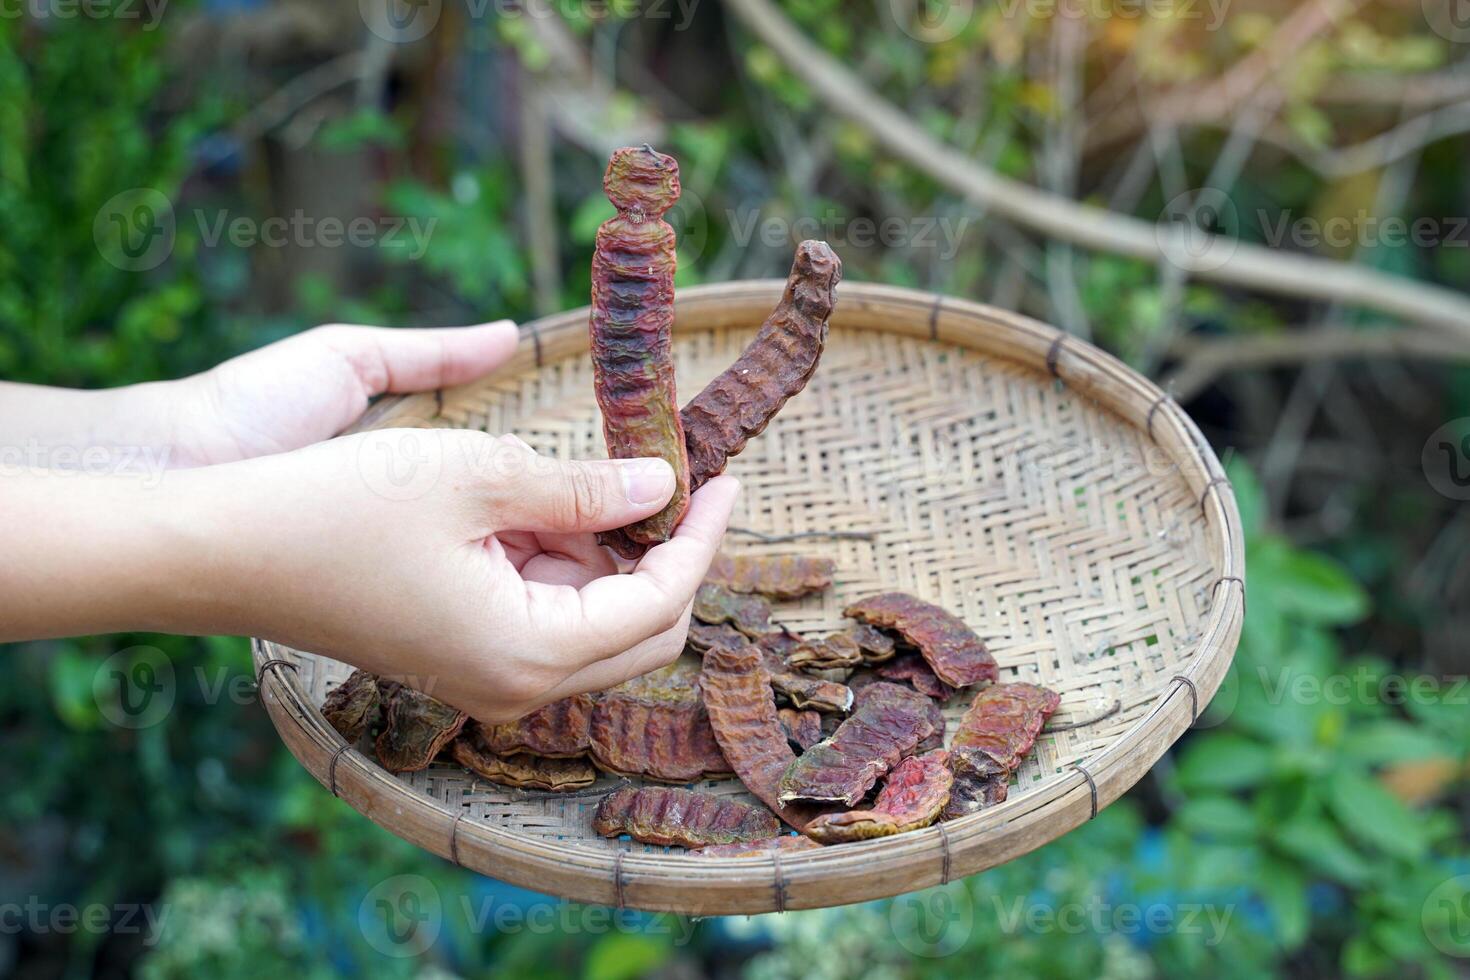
[251, 280, 1243, 915]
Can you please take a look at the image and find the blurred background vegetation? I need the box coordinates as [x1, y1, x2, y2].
[2, 0, 1468, 976]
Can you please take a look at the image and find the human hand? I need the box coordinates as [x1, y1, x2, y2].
[167, 320, 519, 465]
[149, 428, 739, 722]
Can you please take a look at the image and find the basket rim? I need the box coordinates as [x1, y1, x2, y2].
[251, 279, 1245, 915]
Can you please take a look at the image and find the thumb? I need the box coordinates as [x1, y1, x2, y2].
[312, 320, 520, 395]
[482, 450, 677, 533]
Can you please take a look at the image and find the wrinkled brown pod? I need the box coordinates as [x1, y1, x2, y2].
[609, 659, 703, 704]
[844, 592, 997, 687]
[766, 654, 854, 713]
[375, 687, 468, 774]
[876, 653, 956, 701]
[804, 749, 954, 844]
[778, 684, 936, 807]
[686, 621, 748, 653]
[847, 624, 898, 663]
[784, 630, 864, 670]
[589, 693, 731, 782]
[853, 678, 946, 752]
[697, 835, 823, 858]
[592, 786, 780, 848]
[943, 683, 1060, 820]
[699, 644, 834, 831]
[681, 241, 842, 490]
[778, 708, 824, 750]
[590, 146, 690, 558]
[704, 554, 836, 599]
[476, 694, 594, 758]
[321, 669, 381, 743]
[451, 738, 598, 791]
[693, 583, 773, 636]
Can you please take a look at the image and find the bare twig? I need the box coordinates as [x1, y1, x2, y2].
[720, 0, 1470, 335]
[1044, 699, 1123, 733]
[726, 526, 879, 544]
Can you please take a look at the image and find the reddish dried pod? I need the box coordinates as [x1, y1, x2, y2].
[943, 682, 1060, 820]
[779, 708, 824, 751]
[778, 686, 936, 807]
[876, 653, 956, 701]
[375, 687, 468, 774]
[589, 146, 690, 557]
[804, 749, 955, 844]
[321, 669, 381, 743]
[785, 631, 864, 670]
[698, 835, 823, 858]
[451, 738, 598, 791]
[853, 679, 947, 751]
[593, 786, 780, 848]
[762, 648, 853, 712]
[844, 592, 997, 687]
[847, 624, 897, 663]
[693, 583, 774, 636]
[700, 644, 833, 831]
[704, 554, 836, 599]
[610, 659, 703, 704]
[681, 241, 842, 490]
[686, 621, 748, 653]
[476, 694, 594, 758]
[589, 693, 731, 782]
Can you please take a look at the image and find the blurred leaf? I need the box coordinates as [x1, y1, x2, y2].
[1326, 770, 1426, 860]
[1338, 720, 1450, 764]
[582, 933, 670, 980]
[1258, 864, 1309, 950]
[1176, 734, 1274, 791]
[49, 646, 103, 731]
[1177, 796, 1257, 841]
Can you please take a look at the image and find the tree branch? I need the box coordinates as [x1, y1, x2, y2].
[721, 0, 1470, 336]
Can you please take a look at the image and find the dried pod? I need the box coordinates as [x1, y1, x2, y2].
[592, 786, 780, 848]
[804, 750, 954, 844]
[375, 687, 468, 774]
[698, 835, 824, 858]
[451, 739, 598, 792]
[784, 630, 864, 671]
[778, 685, 936, 807]
[847, 624, 897, 664]
[704, 554, 836, 599]
[853, 679, 946, 746]
[609, 659, 703, 704]
[779, 708, 824, 751]
[844, 593, 997, 687]
[693, 583, 773, 636]
[681, 240, 842, 490]
[876, 653, 956, 701]
[686, 621, 748, 653]
[700, 644, 833, 831]
[766, 655, 854, 713]
[589, 146, 690, 557]
[589, 694, 731, 782]
[321, 669, 381, 743]
[476, 694, 594, 758]
[943, 683, 1061, 820]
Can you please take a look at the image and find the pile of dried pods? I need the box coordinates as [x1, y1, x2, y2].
[318, 147, 1061, 852]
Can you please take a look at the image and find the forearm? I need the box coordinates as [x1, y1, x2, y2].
[0, 380, 184, 466]
[0, 467, 237, 641]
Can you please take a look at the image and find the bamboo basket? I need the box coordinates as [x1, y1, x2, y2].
[251, 280, 1244, 915]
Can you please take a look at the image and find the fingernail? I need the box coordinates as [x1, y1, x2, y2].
[619, 458, 675, 505]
